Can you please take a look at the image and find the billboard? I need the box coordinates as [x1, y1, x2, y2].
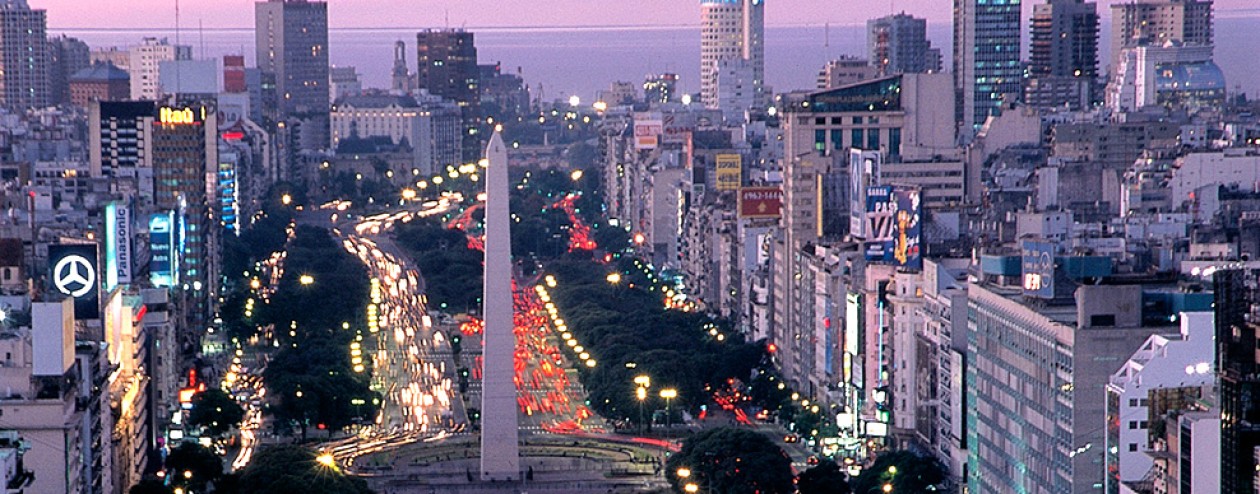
[49, 244, 100, 319]
[715, 154, 742, 191]
[738, 187, 783, 219]
[849, 149, 882, 239]
[150, 212, 176, 287]
[104, 201, 133, 290]
[1022, 240, 1056, 299]
[661, 113, 694, 144]
[864, 185, 922, 270]
[634, 119, 663, 150]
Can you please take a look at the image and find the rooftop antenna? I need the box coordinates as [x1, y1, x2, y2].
[445, 9, 449, 29]
[175, 0, 182, 98]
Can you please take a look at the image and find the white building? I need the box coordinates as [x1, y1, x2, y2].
[700, 0, 763, 115]
[128, 37, 190, 101]
[1169, 150, 1260, 218]
[1105, 311, 1215, 493]
[330, 93, 461, 176]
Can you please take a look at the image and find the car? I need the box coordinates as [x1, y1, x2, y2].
[783, 434, 800, 443]
[806, 455, 820, 465]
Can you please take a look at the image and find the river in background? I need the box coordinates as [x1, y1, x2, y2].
[55, 17, 1260, 104]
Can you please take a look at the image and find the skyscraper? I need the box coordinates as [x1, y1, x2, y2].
[0, 0, 47, 110]
[255, 0, 329, 132]
[1025, 0, 1099, 109]
[416, 29, 480, 162]
[129, 37, 190, 101]
[953, 0, 1023, 134]
[1110, 0, 1213, 70]
[867, 13, 942, 77]
[700, 0, 764, 116]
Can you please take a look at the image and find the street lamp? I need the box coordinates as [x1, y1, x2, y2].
[684, 483, 699, 493]
[299, 274, 315, 286]
[606, 272, 622, 285]
[636, 386, 647, 434]
[659, 388, 677, 428]
[676, 467, 691, 479]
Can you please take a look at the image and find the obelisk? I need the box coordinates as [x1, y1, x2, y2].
[480, 129, 520, 481]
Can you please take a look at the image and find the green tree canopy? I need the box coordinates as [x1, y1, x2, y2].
[237, 445, 374, 494]
[664, 427, 794, 494]
[798, 461, 852, 494]
[188, 388, 246, 438]
[849, 450, 948, 494]
[165, 442, 223, 492]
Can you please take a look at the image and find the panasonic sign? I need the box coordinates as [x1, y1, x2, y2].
[105, 201, 133, 290]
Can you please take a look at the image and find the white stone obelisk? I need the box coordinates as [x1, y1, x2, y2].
[480, 129, 520, 481]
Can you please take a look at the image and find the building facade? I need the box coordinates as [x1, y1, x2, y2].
[700, 0, 764, 116]
[416, 29, 480, 162]
[1026, 0, 1099, 109]
[0, 0, 47, 110]
[867, 13, 942, 77]
[953, 0, 1023, 134]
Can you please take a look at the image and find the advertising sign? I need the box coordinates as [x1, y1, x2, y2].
[634, 119, 663, 150]
[662, 113, 694, 144]
[738, 187, 783, 219]
[149, 212, 175, 287]
[159, 106, 206, 126]
[864, 185, 922, 270]
[104, 201, 133, 290]
[49, 244, 100, 319]
[849, 149, 882, 239]
[1022, 240, 1057, 299]
[715, 154, 742, 191]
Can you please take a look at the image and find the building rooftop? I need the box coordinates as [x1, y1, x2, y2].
[334, 94, 419, 109]
[69, 63, 128, 82]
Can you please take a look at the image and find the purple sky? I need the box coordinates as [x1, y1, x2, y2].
[37, 0, 1260, 30]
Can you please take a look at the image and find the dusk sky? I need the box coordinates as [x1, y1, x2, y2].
[37, 0, 1260, 30]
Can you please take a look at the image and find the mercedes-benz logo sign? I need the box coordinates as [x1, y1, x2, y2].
[53, 254, 95, 298]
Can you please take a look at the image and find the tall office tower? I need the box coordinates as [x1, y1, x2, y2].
[90, 101, 157, 200]
[152, 103, 218, 330]
[255, 0, 329, 140]
[129, 37, 191, 101]
[391, 40, 411, 94]
[48, 35, 90, 106]
[953, 0, 1023, 135]
[1214, 268, 1260, 494]
[480, 130, 519, 481]
[700, 0, 764, 115]
[643, 73, 679, 105]
[0, 0, 47, 110]
[867, 13, 942, 77]
[416, 29, 480, 162]
[1025, 0, 1099, 109]
[1110, 0, 1213, 70]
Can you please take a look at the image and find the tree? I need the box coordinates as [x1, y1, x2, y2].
[128, 478, 172, 494]
[165, 442, 223, 492]
[798, 461, 852, 494]
[664, 427, 794, 494]
[849, 450, 947, 494]
[188, 388, 246, 438]
[237, 445, 374, 494]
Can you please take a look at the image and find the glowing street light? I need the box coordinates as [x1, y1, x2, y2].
[401, 188, 417, 200]
[299, 274, 315, 286]
[684, 483, 699, 493]
[316, 452, 338, 471]
[606, 272, 622, 285]
[676, 467, 691, 478]
[281, 193, 293, 205]
[660, 388, 677, 428]
[570, 169, 584, 181]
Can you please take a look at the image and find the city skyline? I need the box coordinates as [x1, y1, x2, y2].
[35, 0, 1260, 30]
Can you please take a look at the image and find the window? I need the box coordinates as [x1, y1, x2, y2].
[852, 129, 864, 149]
[1129, 421, 1138, 429]
[1129, 443, 1138, 452]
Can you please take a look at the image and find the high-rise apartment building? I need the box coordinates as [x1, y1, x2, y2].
[953, 0, 1023, 134]
[1026, 0, 1099, 109]
[867, 13, 942, 77]
[128, 37, 191, 101]
[416, 29, 480, 162]
[1214, 267, 1260, 494]
[0, 0, 47, 110]
[1109, 0, 1213, 70]
[700, 0, 763, 118]
[255, 0, 329, 136]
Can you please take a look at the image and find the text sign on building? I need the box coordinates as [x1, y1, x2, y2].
[849, 149, 882, 239]
[104, 201, 132, 290]
[864, 185, 922, 270]
[738, 187, 783, 218]
[634, 119, 663, 150]
[159, 106, 205, 125]
[149, 212, 176, 287]
[1022, 240, 1056, 299]
[715, 154, 742, 191]
[49, 244, 100, 319]
[662, 114, 694, 144]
